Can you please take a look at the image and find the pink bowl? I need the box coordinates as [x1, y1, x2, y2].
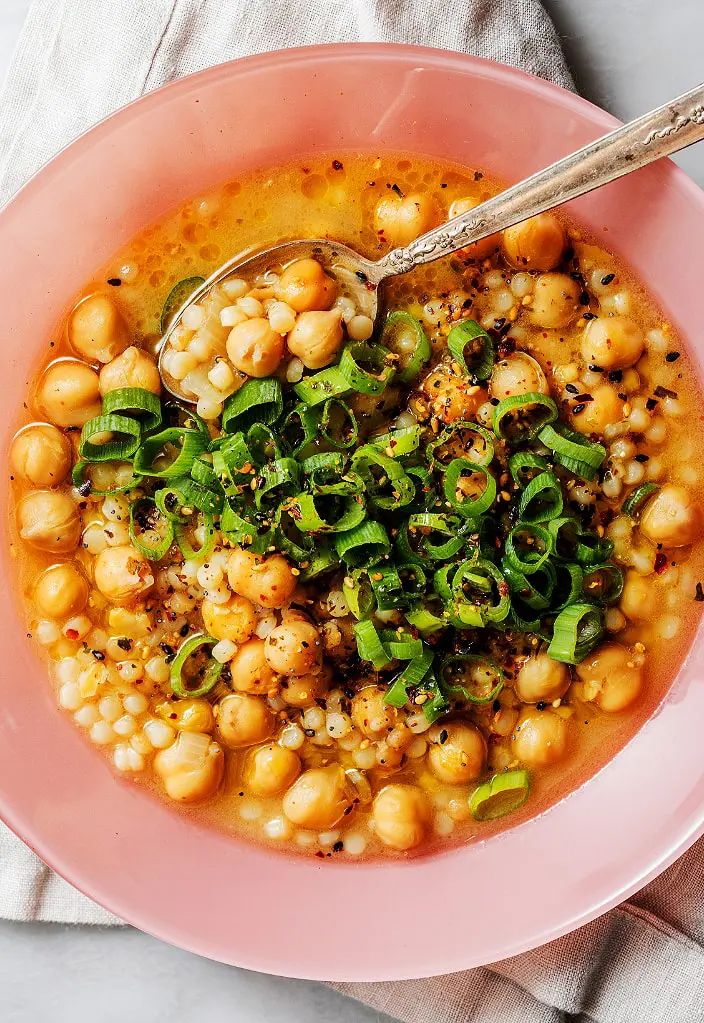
[2, 44, 704, 981]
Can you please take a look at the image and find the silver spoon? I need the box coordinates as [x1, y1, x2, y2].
[159, 82, 704, 402]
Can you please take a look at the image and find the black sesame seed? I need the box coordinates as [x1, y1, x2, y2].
[179, 622, 190, 637]
[536, 701, 547, 711]
[646, 397, 658, 411]
[634, 453, 649, 463]
[572, 403, 586, 414]
[439, 729, 448, 744]
[665, 351, 681, 362]
[107, 277, 122, 287]
[583, 311, 597, 320]
[588, 364, 604, 373]
[92, 650, 105, 661]
[332, 840, 344, 852]
[565, 383, 579, 394]
[600, 273, 615, 285]
[579, 290, 590, 305]
[304, 728, 316, 737]
[608, 369, 623, 383]
[695, 582, 704, 602]
[116, 637, 132, 652]
[332, 159, 343, 171]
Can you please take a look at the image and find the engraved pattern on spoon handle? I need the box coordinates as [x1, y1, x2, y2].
[375, 83, 704, 277]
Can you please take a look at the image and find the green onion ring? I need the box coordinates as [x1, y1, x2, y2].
[440, 653, 504, 704]
[79, 414, 142, 461]
[353, 620, 392, 670]
[102, 387, 162, 432]
[221, 378, 283, 433]
[338, 341, 395, 395]
[380, 311, 431, 383]
[169, 633, 223, 698]
[133, 427, 208, 479]
[547, 602, 604, 664]
[447, 319, 494, 380]
[335, 520, 391, 568]
[492, 392, 558, 443]
[469, 770, 530, 821]
[384, 647, 435, 707]
[293, 366, 351, 406]
[128, 498, 175, 560]
[518, 471, 564, 523]
[442, 459, 497, 518]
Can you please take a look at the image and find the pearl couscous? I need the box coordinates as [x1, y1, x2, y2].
[9, 153, 704, 858]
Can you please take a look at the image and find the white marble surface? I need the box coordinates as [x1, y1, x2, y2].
[1, 2, 703, 1021]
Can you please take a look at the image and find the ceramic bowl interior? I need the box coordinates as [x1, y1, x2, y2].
[1, 44, 704, 981]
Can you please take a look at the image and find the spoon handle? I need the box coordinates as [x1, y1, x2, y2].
[375, 83, 704, 278]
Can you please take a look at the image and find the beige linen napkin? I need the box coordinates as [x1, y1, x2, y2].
[1, 3, 703, 1020]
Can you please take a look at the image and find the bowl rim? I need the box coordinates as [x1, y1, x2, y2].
[2, 42, 704, 981]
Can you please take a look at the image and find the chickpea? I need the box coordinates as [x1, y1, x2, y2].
[153, 731, 224, 802]
[99, 346, 161, 396]
[421, 365, 486, 424]
[572, 384, 623, 435]
[281, 669, 330, 708]
[372, 784, 431, 851]
[620, 571, 651, 621]
[502, 213, 566, 270]
[427, 721, 486, 784]
[226, 318, 284, 377]
[34, 563, 88, 619]
[93, 544, 154, 603]
[640, 485, 704, 548]
[374, 192, 441, 247]
[226, 548, 297, 609]
[286, 309, 343, 370]
[275, 258, 337, 312]
[514, 653, 570, 704]
[230, 638, 277, 695]
[448, 197, 501, 260]
[581, 315, 644, 371]
[201, 594, 256, 643]
[69, 293, 130, 363]
[264, 618, 322, 676]
[489, 352, 547, 398]
[10, 424, 72, 487]
[243, 743, 301, 796]
[217, 692, 274, 748]
[351, 686, 398, 739]
[282, 765, 355, 829]
[512, 708, 569, 766]
[576, 643, 643, 712]
[529, 273, 581, 329]
[157, 698, 215, 733]
[17, 490, 81, 553]
[36, 360, 101, 428]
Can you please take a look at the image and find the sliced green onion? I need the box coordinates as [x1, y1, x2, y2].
[469, 770, 530, 821]
[302, 452, 363, 497]
[351, 445, 415, 510]
[440, 654, 504, 704]
[447, 320, 494, 380]
[582, 562, 624, 605]
[493, 393, 558, 443]
[160, 276, 205, 333]
[282, 404, 320, 457]
[221, 378, 283, 432]
[518, 471, 563, 523]
[547, 602, 604, 664]
[623, 483, 659, 519]
[380, 311, 431, 383]
[369, 562, 405, 612]
[246, 422, 283, 463]
[450, 558, 510, 625]
[320, 398, 359, 449]
[220, 504, 275, 554]
[342, 570, 375, 620]
[420, 672, 450, 723]
[428, 420, 495, 469]
[538, 422, 606, 480]
[299, 543, 338, 580]
[175, 509, 216, 561]
[384, 647, 435, 707]
[191, 454, 219, 489]
[254, 458, 301, 510]
[128, 498, 175, 560]
[405, 599, 447, 635]
[335, 520, 391, 568]
[287, 493, 366, 534]
[503, 561, 556, 611]
[504, 523, 553, 574]
[379, 629, 424, 660]
[154, 477, 222, 519]
[370, 424, 423, 458]
[397, 513, 470, 563]
[294, 366, 351, 406]
[354, 620, 392, 670]
[397, 561, 427, 599]
[442, 459, 496, 518]
[551, 561, 584, 610]
[338, 342, 395, 395]
[213, 432, 256, 494]
[508, 451, 549, 487]
[102, 388, 162, 432]
[79, 414, 142, 461]
[169, 633, 223, 698]
[133, 427, 207, 479]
